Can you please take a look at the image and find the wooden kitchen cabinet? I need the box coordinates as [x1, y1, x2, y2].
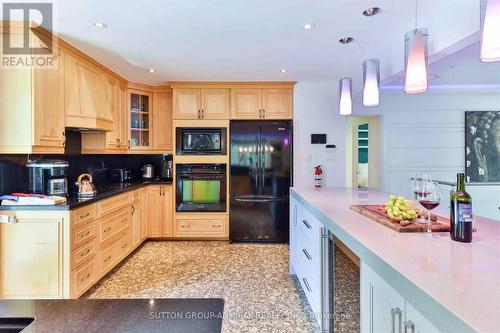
[202, 88, 230, 119]
[173, 88, 229, 120]
[262, 88, 293, 119]
[153, 91, 173, 151]
[131, 189, 147, 249]
[230, 88, 262, 119]
[231, 88, 292, 119]
[128, 90, 153, 150]
[148, 185, 173, 238]
[0, 213, 65, 298]
[173, 88, 201, 119]
[174, 214, 228, 238]
[0, 29, 65, 153]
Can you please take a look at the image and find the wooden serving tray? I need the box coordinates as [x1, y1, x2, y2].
[350, 205, 452, 233]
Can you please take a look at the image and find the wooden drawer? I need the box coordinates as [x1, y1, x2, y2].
[71, 220, 97, 250]
[130, 190, 141, 202]
[71, 204, 96, 230]
[71, 238, 98, 270]
[70, 257, 97, 298]
[99, 207, 130, 247]
[97, 193, 130, 217]
[99, 230, 130, 275]
[175, 215, 227, 237]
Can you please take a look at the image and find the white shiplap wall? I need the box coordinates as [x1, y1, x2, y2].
[356, 90, 500, 220]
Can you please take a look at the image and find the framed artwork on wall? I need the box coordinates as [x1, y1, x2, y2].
[465, 111, 500, 183]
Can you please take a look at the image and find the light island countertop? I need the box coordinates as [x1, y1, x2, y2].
[291, 187, 500, 333]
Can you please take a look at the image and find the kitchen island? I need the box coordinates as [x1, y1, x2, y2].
[290, 187, 500, 333]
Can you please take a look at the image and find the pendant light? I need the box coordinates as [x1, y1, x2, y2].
[404, 0, 429, 94]
[481, 0, 500, 62]
[362, 7, 381, 106]
[363, 59, 380, 106]
[339, 37, 353, 116]
[339, 78, 353, 115]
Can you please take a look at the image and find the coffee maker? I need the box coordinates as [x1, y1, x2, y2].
[161, 156, 173, 180]
[26, 159, 69, 196]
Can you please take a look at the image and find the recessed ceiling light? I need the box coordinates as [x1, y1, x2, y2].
[147, 68, 156, 73]
[93, 22, 107, 29]
[302, 23, 315, 30]
[339, 37, 354, 44]
[363, 7, 381, 17]
[280, 69, 287, 73]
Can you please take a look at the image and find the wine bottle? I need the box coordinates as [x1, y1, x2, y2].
[450, 173, 473, 242]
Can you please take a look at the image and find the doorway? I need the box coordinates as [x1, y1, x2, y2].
[345, 116, 381, 189]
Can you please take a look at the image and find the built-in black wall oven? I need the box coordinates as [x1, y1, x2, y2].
[176, 128, 227, 155]
[176, 164, 227, 212]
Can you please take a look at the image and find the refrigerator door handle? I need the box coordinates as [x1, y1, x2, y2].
[255, 137, 260, 189]
[260, 137, 266, 188]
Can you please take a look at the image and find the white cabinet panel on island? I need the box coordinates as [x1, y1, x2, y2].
[289, 196, 324, 319]
[361, 262, 440, 333]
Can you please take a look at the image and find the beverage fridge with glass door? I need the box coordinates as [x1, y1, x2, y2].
[229, 121, 292, 243]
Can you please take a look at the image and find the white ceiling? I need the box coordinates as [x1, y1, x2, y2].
[51, 0, 481, 86]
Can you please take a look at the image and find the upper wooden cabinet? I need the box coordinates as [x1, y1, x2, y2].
[202, 88, 230, 119]
[262, 88, 293, 119]
[230, 88, 262, 119]
[128, 90, 152, 150]
[173, 88, 229, 120]
[64, 52, 113, 131]
[0, 63, 65, 154]
[153, 91, 173, 151]
[231, 88, 293, 119]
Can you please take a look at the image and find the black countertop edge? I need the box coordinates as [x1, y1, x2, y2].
[0, 179, 173, 211]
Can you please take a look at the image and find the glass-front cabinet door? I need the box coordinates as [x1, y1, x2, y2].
[128, 90, 152, 150]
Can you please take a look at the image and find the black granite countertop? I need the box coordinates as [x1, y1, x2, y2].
[0, 298, 224, 333]
[0, 179, 173, 211]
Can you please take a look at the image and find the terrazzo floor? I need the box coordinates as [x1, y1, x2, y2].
[84, 241, 359, 333]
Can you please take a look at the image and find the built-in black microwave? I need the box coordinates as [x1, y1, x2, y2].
[176, 128, 227, 155]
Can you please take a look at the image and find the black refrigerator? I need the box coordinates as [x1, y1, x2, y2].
[230, 121, 292, 243]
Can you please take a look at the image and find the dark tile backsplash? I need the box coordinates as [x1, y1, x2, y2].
[0, 153, 171, 195]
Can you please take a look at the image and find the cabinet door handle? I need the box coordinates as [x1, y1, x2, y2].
[302, 248, 312, 260]
[201, 109, 205, 118]
[302, 278, 312, 292]
[131, 205, 135, 215]
[403, 320, 415, 333]
[62, 131, 66, 147]
[302, 220, 312, 229]
[80, 212, 90, 219]
[128, 140, 131, 149]
[262, 109, 266, 118]
[197, 110, 201, 119]
[391, 307, 402, 333]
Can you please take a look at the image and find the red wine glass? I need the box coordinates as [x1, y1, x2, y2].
[412, 173, 431, 224]
[417, 181, 442, 233]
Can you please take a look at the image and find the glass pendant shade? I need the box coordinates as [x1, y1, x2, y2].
[339, 78, 352, 116]
[363, 58, 380, 106]
[481, 0, 500, 62]
[404, 28, 429, 94]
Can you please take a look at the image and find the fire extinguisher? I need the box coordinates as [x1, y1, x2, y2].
[314, 165, 323, 188]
